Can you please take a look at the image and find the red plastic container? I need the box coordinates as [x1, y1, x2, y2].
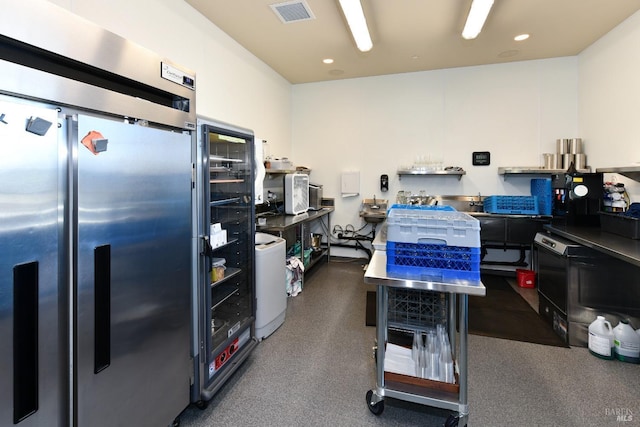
[516, 269, 536, 288]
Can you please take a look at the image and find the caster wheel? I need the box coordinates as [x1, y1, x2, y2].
[365, 390, 384, 416]
[195, 400, 208, 410]
[444, 414, 462, 427]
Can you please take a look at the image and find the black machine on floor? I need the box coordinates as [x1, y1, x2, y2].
[534, 232, 640, 346]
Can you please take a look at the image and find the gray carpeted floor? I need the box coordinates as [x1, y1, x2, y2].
[177, 259, 640, 427]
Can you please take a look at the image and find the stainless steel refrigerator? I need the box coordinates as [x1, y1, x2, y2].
[1, 2, 196, 426]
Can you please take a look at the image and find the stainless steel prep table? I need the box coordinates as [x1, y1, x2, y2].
[257, 207, 334, 233]
[364, 250, 485, 426]
[257, 207, 334, 274]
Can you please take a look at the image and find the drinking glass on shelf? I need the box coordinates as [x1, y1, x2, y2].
[426, 331, 439, 380]
[439, 341, 454, 384]
[412, 330, 423, 362]
[396, 190, 407, 205]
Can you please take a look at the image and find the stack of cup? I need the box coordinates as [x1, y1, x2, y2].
[411, 327, 456, 384]
[425, 331, 440, 380]
[543, 138, 586, 170]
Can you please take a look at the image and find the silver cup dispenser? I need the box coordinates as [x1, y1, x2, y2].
[544, 138, 586, 170]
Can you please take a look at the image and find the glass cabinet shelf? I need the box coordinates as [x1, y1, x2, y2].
[210, 267, 242, 288]
[209, 155, 242, 163]
[207, 238, 238, 252]
[210, 283, 239, 310]
[210, 197, 241, 206]
[210, 178, 245, 184]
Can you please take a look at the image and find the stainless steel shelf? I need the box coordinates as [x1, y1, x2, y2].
[265, 169, 311, 174]
[209, 155, 242, 163]
[596, 166, 640, 182]
[498, 167, 591, 179]
[397, 169, 466, 181]
[265, 169, 297, 174]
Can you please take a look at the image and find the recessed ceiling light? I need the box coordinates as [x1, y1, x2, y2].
[514, 34, 530, 41]
[323, 58, 334, 64]
[411, 55, 420, 60]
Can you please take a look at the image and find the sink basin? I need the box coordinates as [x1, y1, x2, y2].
[359, 198, 388, 224]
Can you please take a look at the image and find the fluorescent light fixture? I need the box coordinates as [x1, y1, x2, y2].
[462, 0, 494, 40]
[338, 0, 372, 52]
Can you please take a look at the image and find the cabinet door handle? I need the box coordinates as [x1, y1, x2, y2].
[13, 261, 39, 423]
[94, 245, 111, 374]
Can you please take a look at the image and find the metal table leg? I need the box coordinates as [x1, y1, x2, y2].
[458, 294, 469, 423]
[376, 284, 387, 397]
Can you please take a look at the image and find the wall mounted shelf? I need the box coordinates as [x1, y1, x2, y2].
[596, 166, 640, 182]
[397, 169, 466, 181]
[498, 167, 591, 180]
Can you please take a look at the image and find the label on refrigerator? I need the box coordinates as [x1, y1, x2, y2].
[161, 62, 195, 90]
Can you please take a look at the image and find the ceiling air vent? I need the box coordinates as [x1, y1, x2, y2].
[270, 0, 315, 23]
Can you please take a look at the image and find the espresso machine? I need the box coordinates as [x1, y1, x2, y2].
[551, 172, 603, 226]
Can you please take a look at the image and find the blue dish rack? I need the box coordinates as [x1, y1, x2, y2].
[386, 242, 481, 281]
[483, 195, 539, 215]
[530, 178, 552, 216]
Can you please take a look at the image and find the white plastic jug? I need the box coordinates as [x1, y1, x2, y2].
[588, 316, 614, 360]
[613, 319, 640, 364]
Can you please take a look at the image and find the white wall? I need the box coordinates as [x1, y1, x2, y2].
[30, 1, 640, 256]
[47, 0, 293, 157]
[579, 10, 640, 197]
[292, 58, 579, 246]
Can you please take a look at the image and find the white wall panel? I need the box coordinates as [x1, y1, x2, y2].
[292, 59, 579, 245]
[579, 10, 640, 198]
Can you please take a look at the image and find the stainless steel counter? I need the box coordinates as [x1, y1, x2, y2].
[544, 224, 640, 267]
[372, 222, 387, 251]
[468, 212, 550, 219]
[365, 251, 486, 296]
[256, 207, 334, 232]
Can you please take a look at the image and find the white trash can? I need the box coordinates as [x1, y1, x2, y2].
[255, 232, 287, 341]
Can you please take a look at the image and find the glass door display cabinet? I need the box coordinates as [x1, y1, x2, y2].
[192, 118, 257, 404]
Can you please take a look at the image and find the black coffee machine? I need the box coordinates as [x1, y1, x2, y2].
[551, 172, 603, 226]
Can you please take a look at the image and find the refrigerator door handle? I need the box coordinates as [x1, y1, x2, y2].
[201, 236, 214, 257]
[94, 245, 111, 374]
[13, 261, 39, 424]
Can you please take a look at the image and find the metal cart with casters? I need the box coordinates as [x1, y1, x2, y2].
[364, 251, 485, 427]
